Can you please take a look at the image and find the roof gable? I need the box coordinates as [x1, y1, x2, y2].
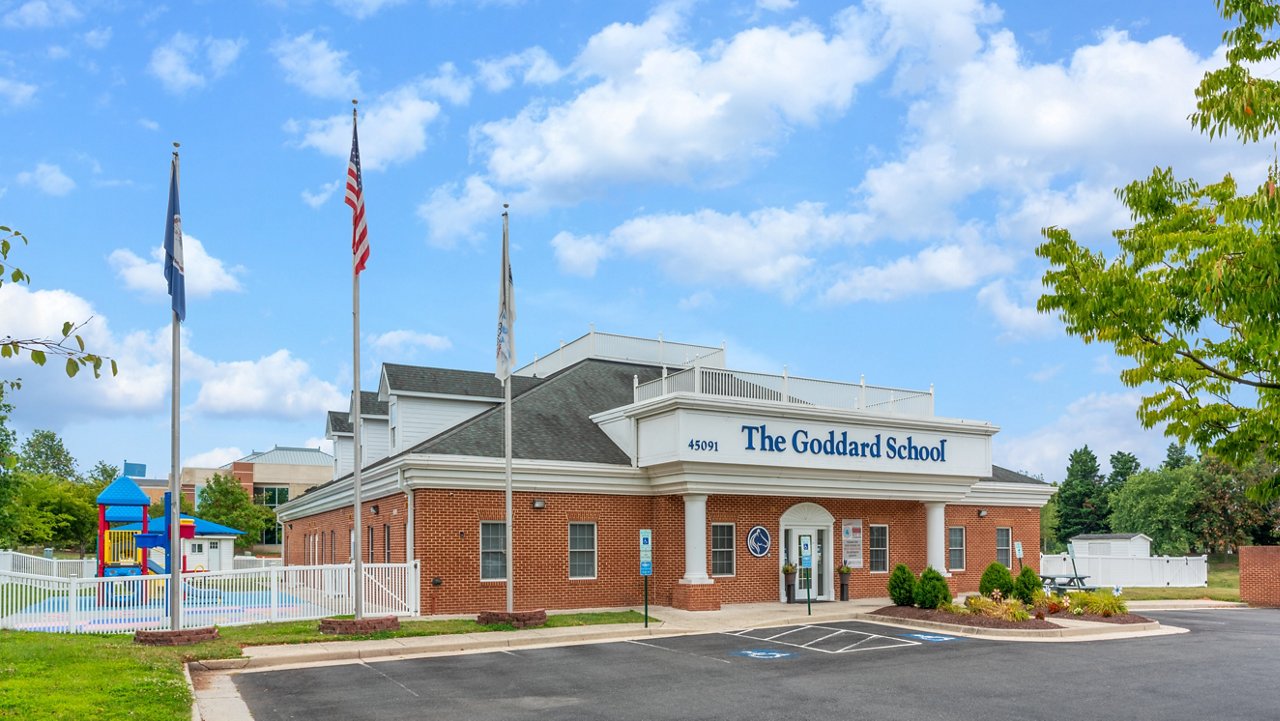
[96, 476, 151, 506]
[382, 363, 543, 400]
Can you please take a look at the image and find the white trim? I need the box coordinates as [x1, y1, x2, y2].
[996, 526, 1012, 568]
[869, 523, 889, 574]
[947, 525, 966, 572]
[480, 520, 506, 582]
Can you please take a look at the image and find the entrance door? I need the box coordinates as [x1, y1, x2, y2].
[784, 525, 830, 601]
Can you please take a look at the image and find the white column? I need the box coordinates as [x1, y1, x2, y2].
[925, 502, 948, 575]
[680, 494, 711, 584]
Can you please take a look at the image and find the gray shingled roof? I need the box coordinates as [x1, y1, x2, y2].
[383, 363, 544, 399]
[327, 410, 352, 435]
[408, 359, 663, 465]
[230, 446, 335, 467]
[358, 390, 388, 417]
[985, 466, 1049, 485]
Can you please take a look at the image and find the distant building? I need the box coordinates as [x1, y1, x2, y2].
[221, 446, 334, 551]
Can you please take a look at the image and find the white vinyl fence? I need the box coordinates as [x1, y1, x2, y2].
[0, 561, 419, 634]
[0, 550, 96, 579]
[1040, 553, 1207, 588]
[232, 556, 284, 570]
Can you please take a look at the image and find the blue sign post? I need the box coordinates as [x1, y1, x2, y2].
[640, 529, 653, 627]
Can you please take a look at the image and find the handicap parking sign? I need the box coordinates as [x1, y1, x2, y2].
[902, 633, 957, 642]
[734, 649, 793, 659]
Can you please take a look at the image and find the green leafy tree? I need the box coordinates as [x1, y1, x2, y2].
[1163, 443, 1195, 471]
[1109, 467, 1202, 555]
[148, 493, 196, 522]
[1058, 446, 1108, 540]
[11, 473, 96, 554]
[1040, 492, 1063, 553]
[1036, 1, 1280, 504]
[0, 386, 17, 547]
[197, 473, 273, 551]
[18, 429, 79, 481]
[1108, 451, 1141, 487]
[85, 460, 119, 488]
[1192, 454, 1280, 552]
[1, 226, 116, 382]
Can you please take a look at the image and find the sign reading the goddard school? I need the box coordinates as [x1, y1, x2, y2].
[741, 424, 948, 463]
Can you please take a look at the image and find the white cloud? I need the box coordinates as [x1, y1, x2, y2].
[288, 84, 441, 171]
[301, 179, 341, 208]
[418, 175, 501, 246]
[976, 278, 1057, 339]
[995, 391, 1169, 481]
[418, 62, 472, 105]
[271, 32, 359, 100]
[553, 202, 868, 299]
[1028, 363, 1063, 383]
[185, 446, 243, 468]
[148, 33, 246, 94]
[16, 162, 74, 195]
[368, 330, 452, 353]
[46, 44, 68, 59]
[678, 291, 714, 310]
[825, 235, 1012, 303]
[476, 47, 564, 92]
[424, 5, 886, 242]
[108, 234, 245, 298]
[332, 0, 405, 19]
[3, 0, 82, 29]
[0, 76, 37, 105]
[138, 118, 159, 131]
[303, 437, 334, 455]
[756, 0, 796, 11]
[82, 26, 110, 49]
[189, 349, 345, 420]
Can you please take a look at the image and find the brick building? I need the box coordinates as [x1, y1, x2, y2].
[276, 330, 1052, 613]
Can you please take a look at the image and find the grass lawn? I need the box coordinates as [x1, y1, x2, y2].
[1117, 554, 1240, 602]
[0, 610, 654, 721]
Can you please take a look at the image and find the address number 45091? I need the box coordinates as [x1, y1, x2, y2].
[688, 439, 719, 451]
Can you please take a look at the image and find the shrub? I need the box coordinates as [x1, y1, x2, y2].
[1079, 590, 1128, 617]
[997, 599, 1031, 622]
[1013, 566, 1041, 604]
[964, 594, 998, 616]
[1030, 588, 1050, 610]
[914, 567, 952, 609]
[940, 601, 969, 615]
[887, 564, 917, 606]
[978, 562, 1014, 598]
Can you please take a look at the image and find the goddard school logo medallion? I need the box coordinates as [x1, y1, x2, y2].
[746, 525, 771, 557]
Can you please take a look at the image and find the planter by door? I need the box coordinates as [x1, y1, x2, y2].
[784, 571, 797, 603]
[839, 572, 850, 601]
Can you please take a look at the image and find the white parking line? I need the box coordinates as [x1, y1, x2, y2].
[723, 625, 921, 655]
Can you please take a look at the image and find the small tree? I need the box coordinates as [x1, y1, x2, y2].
[914, 567, 952, 609]
[979, 561, 1015, 598]
[1012, 565, 1041, 605]
[887, 563, 917, 606]
[197, 473, 272, 552]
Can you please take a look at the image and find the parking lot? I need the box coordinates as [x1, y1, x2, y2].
[235, 610, 1280, 721]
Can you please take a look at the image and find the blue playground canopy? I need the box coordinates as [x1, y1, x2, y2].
[96, 475, 150, 507]
[116, 514, 244, 536]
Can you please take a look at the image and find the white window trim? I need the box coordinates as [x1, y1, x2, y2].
[384, 524, 392, 563]
[996, 526, 1012, 568]
[569, 522, 597, 580]
[480, 521, 507, 582]
[948, 526, 966, 572]
[711, 522, 736, 577]
[869, 524, 889, 574]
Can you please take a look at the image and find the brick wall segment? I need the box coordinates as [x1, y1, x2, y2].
[1240, 546, 1280, 607]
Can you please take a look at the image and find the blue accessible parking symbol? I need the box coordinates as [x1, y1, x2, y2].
[734, 649, 794, 659]
[901, 633, 957, 642]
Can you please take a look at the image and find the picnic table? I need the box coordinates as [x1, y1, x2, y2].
[1040, 573, 1098, 594]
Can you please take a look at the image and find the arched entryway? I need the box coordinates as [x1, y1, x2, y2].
[779, 502, 835, 603]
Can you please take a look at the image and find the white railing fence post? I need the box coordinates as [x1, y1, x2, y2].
[270, 566, 280, 622]
[67, 575, 80, 633]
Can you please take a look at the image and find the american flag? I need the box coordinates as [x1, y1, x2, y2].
[346, 112, 370, 275]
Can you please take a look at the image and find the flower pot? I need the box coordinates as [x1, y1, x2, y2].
[839, 573, 850, 601]
[784, 571, 797, 602]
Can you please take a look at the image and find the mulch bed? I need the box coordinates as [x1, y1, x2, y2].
[872, 605, 1152, 629]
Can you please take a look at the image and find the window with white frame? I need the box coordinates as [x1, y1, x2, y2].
[480, 522, 506, 581]
[869, 524, 889, 572]
[996, 527, 1012, 567]
[711, 523, 735, 576]
[384, 524, 392, 563]
[948, 526, 966, 571]
[569, 523, 597, 579]
[368, 525, 375, 563]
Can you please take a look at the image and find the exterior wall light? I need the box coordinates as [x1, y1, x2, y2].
[978, 509, 988, 518]
[532, 499, 547, 509]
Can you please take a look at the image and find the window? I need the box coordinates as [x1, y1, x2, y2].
[368, 525, 375, 563]
[996, 527, 1012, 568]
[330, 530, 336, 563]
[191, 542, 204, 553]
[869, 524, 889, 573]
[384, 524, 392, 563]
[948, 527, 966, 572]
[711, 523, 735, 576]
[255, 487, 289, 544]
[569, 523, 596, 579]
[480, 522, 506, 581]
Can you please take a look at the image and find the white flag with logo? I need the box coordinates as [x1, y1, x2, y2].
[495, 211, 515, 381]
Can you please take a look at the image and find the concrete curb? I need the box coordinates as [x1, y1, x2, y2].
[844, 612, 1165, 640]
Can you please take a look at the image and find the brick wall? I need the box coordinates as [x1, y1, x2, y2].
[1240, 546, 1280, 607]
[287, 489, 1044, 613]
[283, 492, 409, 566]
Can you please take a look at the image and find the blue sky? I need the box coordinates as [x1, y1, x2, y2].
[0, 0, 1255, 482]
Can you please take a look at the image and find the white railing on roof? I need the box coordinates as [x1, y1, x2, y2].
[516, 329, 725, 379]
[0, 550, 95, 579]
[634, 366, 934, 416]
[0, 561, 419, 634]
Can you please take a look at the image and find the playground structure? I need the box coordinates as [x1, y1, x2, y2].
[95, 474, 194, 579]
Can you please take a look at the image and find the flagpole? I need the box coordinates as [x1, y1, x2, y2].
[351, 100, 365, 620]
[168, 142, 182, 631]
[502, 206, 513, 614]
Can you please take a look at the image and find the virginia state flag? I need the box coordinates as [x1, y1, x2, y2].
[163, 152, 186, 322]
